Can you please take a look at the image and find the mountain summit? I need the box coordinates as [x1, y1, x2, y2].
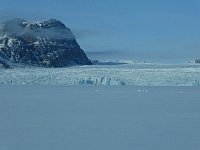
[0, 18, 92, 68]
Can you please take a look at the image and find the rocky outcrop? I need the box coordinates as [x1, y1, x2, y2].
[195, 59, 200, 63]
[0, 18, 92, 67]
[0, 59, 10, 68]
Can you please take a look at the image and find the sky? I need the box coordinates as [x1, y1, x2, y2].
[0, 0, 200, 62]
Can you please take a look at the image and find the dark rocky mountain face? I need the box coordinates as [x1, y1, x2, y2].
[0, 18, 92, 67]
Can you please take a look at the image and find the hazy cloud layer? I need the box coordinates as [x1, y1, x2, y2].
[0, 17, 75, 40]
[72, 28, 112, 39]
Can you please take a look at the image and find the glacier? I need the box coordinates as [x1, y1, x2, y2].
[0, 63, 200, 86]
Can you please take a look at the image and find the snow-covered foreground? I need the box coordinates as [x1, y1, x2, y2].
[0, 86, 200, 150]
[0, 63, 200, 86]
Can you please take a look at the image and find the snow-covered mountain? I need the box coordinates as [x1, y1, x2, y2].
[0, 18, 92, 68]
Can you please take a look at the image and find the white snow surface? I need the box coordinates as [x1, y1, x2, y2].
[0, 86, 200, 150]
[0, 63, 200, 86]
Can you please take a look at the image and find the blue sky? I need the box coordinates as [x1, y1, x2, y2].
[0, 0, 200, 62]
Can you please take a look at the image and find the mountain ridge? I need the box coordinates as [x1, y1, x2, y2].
[0, 18, 92, 68]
